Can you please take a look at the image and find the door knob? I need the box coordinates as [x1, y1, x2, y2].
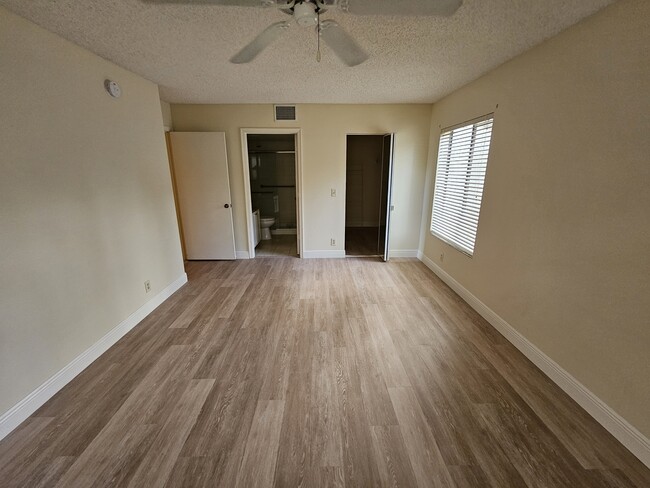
[224, 203, 231, 209]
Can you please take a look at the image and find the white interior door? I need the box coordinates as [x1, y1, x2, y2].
[378, 133, 395, 262]
[170, 132, 236, 260]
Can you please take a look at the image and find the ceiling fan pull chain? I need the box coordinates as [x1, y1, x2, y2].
[316, 8, 321, 62]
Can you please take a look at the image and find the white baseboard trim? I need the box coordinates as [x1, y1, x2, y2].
[271, 229, 297, 235]
[0, 273, 188, 441]
[235, 251, 251, 260]
[389, 249, 419, 258]
[418, 253, 650, 468]
[302, 250, 346, 259]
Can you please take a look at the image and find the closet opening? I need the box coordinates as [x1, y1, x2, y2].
[344, 134, 395, 261]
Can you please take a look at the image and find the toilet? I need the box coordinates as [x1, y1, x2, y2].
[259, 217, 276, 240]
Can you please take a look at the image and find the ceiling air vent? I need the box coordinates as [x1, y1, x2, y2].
[274, 105, 297, 122]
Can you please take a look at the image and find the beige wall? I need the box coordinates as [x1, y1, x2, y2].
[421, 0, 650, 436]
[171, 104, 432, 254]
[0, 8, 185, 415]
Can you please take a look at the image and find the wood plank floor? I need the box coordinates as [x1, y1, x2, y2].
[1, 258, 648, 487]
[256, 235, 298, 258]
[345, 227, 380, 256]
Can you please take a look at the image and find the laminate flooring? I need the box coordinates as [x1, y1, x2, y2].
[1, 258, 648, 487]
[256, 235, 298, 257]
[345, 227, 380, 256]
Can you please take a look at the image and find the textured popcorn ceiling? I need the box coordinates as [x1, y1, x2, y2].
[0, 0, 615, 103]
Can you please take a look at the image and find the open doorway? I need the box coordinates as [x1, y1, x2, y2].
[243, 132, 301, 258]
[345, 134, 394, 259]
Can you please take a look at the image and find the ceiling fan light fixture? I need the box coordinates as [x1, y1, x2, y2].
[294, 1, 318, 27]
[164, 0, 464, 67]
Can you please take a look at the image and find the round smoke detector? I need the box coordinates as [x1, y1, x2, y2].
[104, 79, 122, 99]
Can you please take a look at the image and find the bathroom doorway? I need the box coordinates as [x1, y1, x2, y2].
[241, 129, 303, 258]
[345, 134, 394, 260]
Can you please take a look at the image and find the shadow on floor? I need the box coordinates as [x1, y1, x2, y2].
[345, 227, 380, 256]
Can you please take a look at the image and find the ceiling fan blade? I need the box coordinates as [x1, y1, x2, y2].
[319, 20, 368, 67]
[344, 0, 462, 17]
[230, 21, 291, 64]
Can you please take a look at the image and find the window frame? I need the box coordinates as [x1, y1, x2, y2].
[430, 113, 494, 257]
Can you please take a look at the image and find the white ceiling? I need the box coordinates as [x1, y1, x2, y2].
[0, 0, 614, 104]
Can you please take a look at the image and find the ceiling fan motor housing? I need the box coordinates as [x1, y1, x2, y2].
[294, 1, 318, 27]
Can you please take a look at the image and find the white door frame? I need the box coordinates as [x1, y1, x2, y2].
[240, 128, 304, 259]
[343, 133, 396, 259]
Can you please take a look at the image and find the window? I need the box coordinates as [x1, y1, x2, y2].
[430, 115, 494, 256]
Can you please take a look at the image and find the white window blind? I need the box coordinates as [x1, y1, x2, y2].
[431, 115, 494, 256]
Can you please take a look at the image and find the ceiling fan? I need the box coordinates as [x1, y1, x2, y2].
[144, 0, 463, 67]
